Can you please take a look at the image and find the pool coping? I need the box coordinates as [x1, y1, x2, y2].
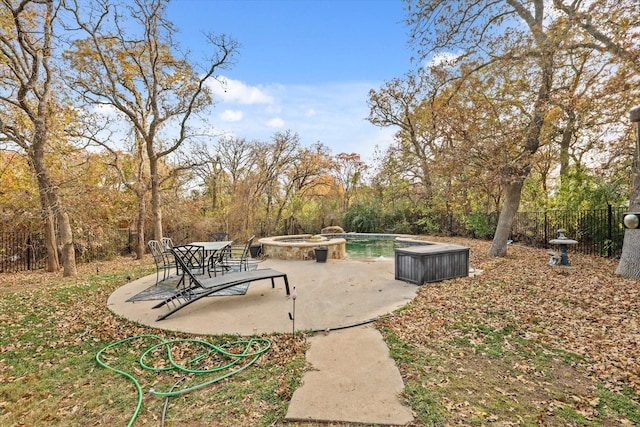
[321, 232, 437, 246]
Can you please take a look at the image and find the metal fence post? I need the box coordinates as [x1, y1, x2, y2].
[607, 204, 613, 258]
[26, 233, 32, 271]
[544, 211, 548, 246]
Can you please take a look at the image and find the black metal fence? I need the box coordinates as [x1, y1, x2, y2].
[0, 228, 137, 273]
[0, 206, 630, 273]
[508, 206, 627, 258]
[74, 227, 138, 262]
[0, 231, 47, 273]
[426, 206, 627, 258]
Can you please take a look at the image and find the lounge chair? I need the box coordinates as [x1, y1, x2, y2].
[153, 247, 290, 321]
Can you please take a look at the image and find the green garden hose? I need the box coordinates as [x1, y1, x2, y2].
[96, 334, 271, 427]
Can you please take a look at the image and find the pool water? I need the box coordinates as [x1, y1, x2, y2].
[345, 239, 407, 260]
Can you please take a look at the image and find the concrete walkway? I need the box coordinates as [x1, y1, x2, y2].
[285, 325, 414, 425]
[107, 258, 417, 425]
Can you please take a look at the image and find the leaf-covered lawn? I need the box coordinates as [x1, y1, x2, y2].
[0, 258, 307, 426]
[382, 236, 640, 426]
[0, 239, 639, 426]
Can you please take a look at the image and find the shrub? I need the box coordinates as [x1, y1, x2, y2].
[463, 210, 496, 238]
[342, 201, 382, 233]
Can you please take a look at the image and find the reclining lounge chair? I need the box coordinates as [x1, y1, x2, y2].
[153, 247, 290, 321]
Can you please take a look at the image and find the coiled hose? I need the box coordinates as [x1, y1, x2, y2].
[96, 334, 271, 426]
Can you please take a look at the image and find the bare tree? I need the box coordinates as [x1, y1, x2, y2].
[63, 0, 238, 258]
[332, 152, 369, 211]
[0, 0, 77, 276]
[254, 131, 301, 236]
[367, 71, 436, 200]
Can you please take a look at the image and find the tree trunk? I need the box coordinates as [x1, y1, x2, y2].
[42, 203, 59, 273]
[559, 110, 575, 179]
[489, 180, 524, 257]
[32, 132, 77, 277]
[58, 211, 77, 277]
[135, 192, 147, 260]
[615, 202, 640, 277]
[36, 167, 78, 277]
[615, 123, 640, 278]
[35, 171, 77, 276]
[616, 230, 640, 278]
[149, 156, 163, 241]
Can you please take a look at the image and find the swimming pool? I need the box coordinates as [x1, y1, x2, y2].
[258, 233, 432, 260]
[345, 238, 407, 260]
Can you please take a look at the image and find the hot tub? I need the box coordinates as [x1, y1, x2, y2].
[259, 234, 346, 260]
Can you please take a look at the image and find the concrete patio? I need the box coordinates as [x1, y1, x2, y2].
[107, 257, 419, 425]
[108, 257, 419, 335]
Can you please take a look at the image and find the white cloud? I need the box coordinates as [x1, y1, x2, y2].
[265, 104, 283, 114]
[266, 117, 285, 128]
[208, 76, 274, 105]
[219, 109, 243, 122]
[426, 52, 461, 68]
[92, 103, 120, 117]
[201, 79, 395, 162]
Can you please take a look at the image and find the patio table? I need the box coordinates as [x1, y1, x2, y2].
[189, 241, 233, 276]
[189, 241, 232, 254]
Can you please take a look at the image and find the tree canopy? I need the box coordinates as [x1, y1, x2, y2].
[0, 0, 637, 275]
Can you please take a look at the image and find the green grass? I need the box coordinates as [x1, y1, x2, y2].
[0, 262, 308, 426]
[597, 385, 640, 424]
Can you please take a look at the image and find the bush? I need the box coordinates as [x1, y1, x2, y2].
[342, 201, 382, 233]
[412, 206, 444, 235]
[463, 210, 496, 238]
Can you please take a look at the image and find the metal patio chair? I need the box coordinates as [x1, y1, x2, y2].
[220, 235, 261, 272]
[172, 244, 207, 276]
[148, 240, 174, 285]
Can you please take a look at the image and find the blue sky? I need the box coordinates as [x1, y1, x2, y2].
[166, 0, 415, 160]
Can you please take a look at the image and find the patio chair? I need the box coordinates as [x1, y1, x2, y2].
[153, 247, 290, 321]
[208, 231, 230, 242]
[207, 247, 232, 277]
[172, 244, 206, 276]
[161, 237, 174, 251]
[160, 237, 177, 275]
[220, 235, 261, 272]
[148, 240, 174, 285]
